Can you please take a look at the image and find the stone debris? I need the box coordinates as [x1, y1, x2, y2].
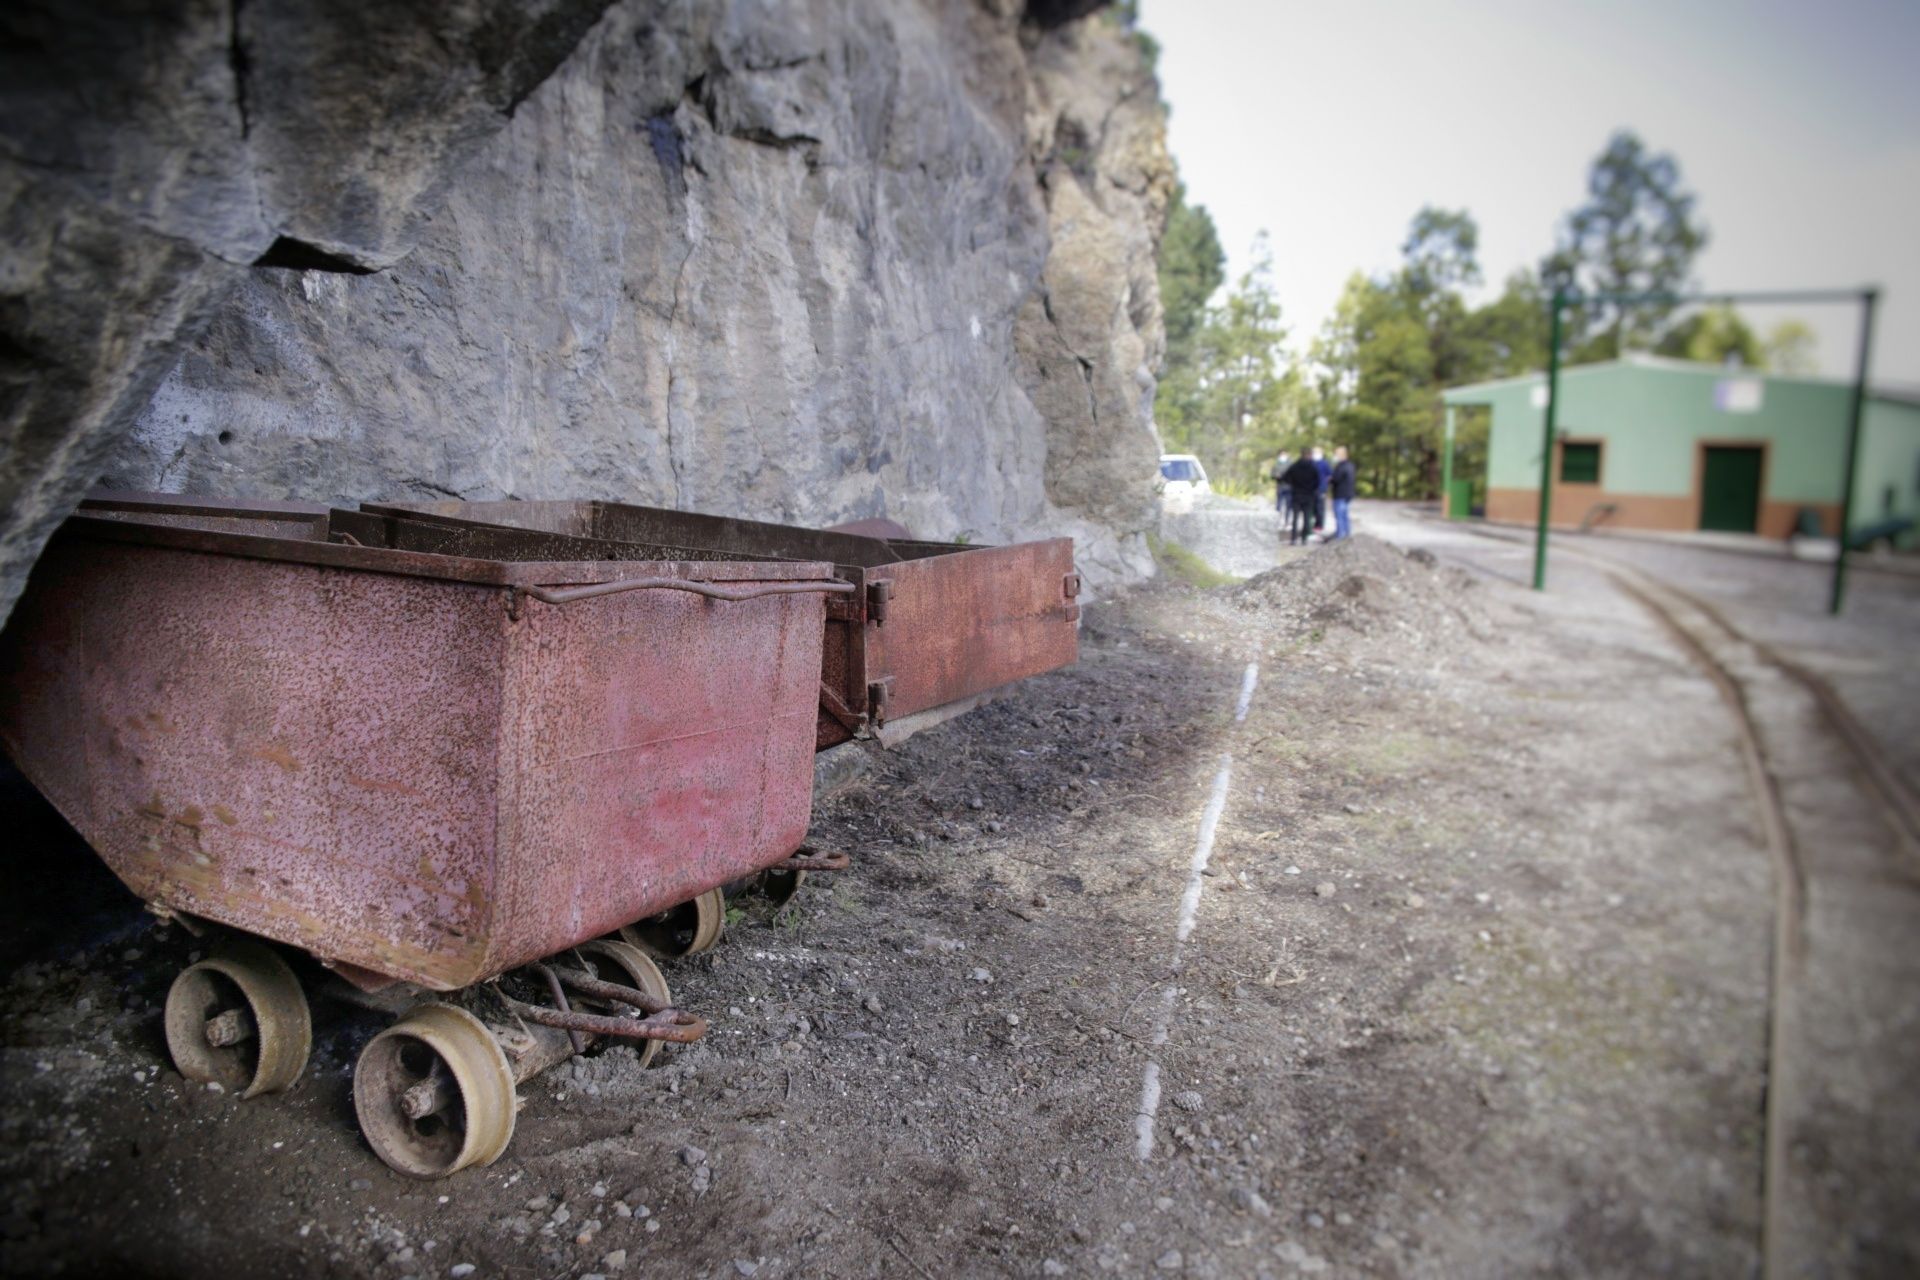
[1274, 1240, 1330, 1273]
[1233, 536, 1486, 646]
[1231, 1186, 1273, 1216]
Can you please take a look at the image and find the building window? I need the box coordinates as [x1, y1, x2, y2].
[1561, 441, 1602, 485]
[1715, 378, 1764, 413]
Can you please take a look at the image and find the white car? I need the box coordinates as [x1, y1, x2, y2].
[1158, 453, 1211, 511]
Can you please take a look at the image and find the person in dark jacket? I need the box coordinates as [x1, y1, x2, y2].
[1280, 454, 1320, 545]
[1268, 451, 1293, 524]
[1329, 446, 1357, 540]
[1311, 447, 1332, 532]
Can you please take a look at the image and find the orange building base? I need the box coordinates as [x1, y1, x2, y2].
[1485, 488, 1842, 540]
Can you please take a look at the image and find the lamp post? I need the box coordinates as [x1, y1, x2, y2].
[1529, 286, 1877, 612]
[1532, 293, 1564, 591]
[1831, 288, 1879, 615]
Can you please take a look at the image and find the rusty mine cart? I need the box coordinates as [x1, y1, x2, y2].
[0, 493, 1080, 1177]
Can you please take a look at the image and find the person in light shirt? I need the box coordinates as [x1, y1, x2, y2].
[1328, 446, 1356, 541]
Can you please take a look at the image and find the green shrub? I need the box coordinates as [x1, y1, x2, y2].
[1147, 532, 1240, 589]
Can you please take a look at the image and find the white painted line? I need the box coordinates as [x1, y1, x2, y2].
[1150, 983, 1178, 1047]
[1175, 755, 1232, 944]
[1135, 662, 1261, 1162]
[1134, 1060, 1161, 1160]
[1135, 987, 1179, 1160]
[1235, 662, 1260, 722]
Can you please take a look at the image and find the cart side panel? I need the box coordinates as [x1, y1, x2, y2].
[814, 585, 871, 750]
[0, 546, 93, 819]
[864, 538, 1079, 725]
[490, 585, 824, 965]
[0, 538, 507, 989]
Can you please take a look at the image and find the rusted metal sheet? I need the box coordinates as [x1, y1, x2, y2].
[825, 516, 916, 540]
[369, 499, 912, 570]
[864, 536, 1078, 732]
[367, 500, 1080, 749]
[504, 997, 708, 1044]
[0, 499, 834, 991]
[68, 494, 800, 592]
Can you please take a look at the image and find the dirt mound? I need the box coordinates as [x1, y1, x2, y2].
[1231, 535, 1488, 642]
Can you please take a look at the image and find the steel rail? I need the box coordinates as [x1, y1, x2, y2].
[1450, 518, 1920, 856]
[1423, 513, 1920, 1280]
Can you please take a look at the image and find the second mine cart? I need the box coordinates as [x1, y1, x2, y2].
[363, 499, 1083, 749]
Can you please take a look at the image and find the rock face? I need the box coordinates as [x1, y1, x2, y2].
[0, 0, 616, 624]
[1, 0, 1172, 622]
[1018, 14, 1169, 559]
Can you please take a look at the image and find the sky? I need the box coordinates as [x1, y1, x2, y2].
[1139, 0, 1920, 383]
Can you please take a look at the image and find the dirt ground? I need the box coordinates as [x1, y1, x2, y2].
[2, 509, 1906, 1278]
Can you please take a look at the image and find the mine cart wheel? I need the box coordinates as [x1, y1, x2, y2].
[353, 1004, 516, 1179]
[685, 887, 726, 953]
[620, 887, 726, 960]
[757, 867, 808, 908]
[572, 940, 675, 1069]
[163, 939, 312, 1098]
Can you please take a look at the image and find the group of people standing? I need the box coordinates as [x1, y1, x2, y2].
[1270, 446, 1356, 546]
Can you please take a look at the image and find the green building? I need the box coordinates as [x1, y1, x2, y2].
[1440, 355, 1920, 545]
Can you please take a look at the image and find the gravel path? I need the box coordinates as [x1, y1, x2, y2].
[9, 507, 1891, 1278]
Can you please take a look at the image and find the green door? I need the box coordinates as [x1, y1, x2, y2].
[1700, 446, 1763, 532]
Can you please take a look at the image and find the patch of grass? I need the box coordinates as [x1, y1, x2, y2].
[1147, 532, 1241, 589]
[1417, 930, 1682, 1091]
[1056, 144, 1093, 178]
[1345, 727, 1461, 778]
[1209, 477, 1266, 500]
[829, 877, 867, 918]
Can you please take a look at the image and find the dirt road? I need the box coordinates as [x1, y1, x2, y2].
[3, 507, 1913, 1277]
[1402, 507, 1920, 1279]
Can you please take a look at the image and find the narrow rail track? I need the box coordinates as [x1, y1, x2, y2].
[1429, 518, 1920, 1278]
[1446, 522, 1920, 856]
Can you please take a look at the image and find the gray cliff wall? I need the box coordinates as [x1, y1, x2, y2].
[2, 0, 1171, 618]
[0, 0, 618, 623]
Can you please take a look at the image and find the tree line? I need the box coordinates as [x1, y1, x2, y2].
[1155, 130, 1818, 499]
